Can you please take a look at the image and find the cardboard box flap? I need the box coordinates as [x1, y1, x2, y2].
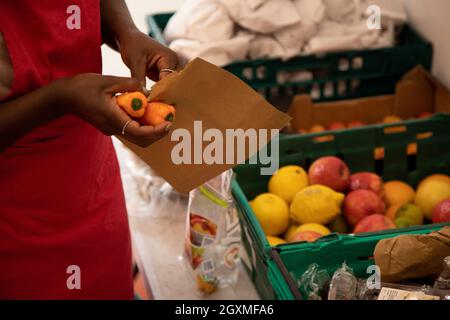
[400, 65, 450, 115]
[118, 58, 291, 193]
[287, 65, 450, 131]
[288, 95, 313, 131]
[288, 94, 395, 131]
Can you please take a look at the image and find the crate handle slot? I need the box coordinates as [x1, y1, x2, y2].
[312, 134, 335, 143]
[357, 256, 374, 261]
[417, 132, 433, 140]
[384, 125, 407, 134]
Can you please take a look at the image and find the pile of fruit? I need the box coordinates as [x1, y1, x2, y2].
[249, 156, 450, 246]
[296, 112, 434, 135]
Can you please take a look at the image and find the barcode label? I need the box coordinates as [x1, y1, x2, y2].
[201, 236, 214, 247]
[202, 260, 215, 273]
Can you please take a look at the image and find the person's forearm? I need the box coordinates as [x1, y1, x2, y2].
[0, 82, 62, 151]
[100, 0, 139, 51]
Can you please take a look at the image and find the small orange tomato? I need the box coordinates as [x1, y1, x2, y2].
[116, 92, 148, 118]
[139, 102, 176, 126]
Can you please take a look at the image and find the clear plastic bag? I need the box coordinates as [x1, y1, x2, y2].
[181, 170, 241, 296]
[297, 264, 330, 300]
[123, 151, 187, 219]
[328, 262, 358, 300]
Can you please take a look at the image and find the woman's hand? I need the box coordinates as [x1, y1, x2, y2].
[100, 0, 182, 86]
[119, 31, 181, 85]
[57, 74, 171, 147]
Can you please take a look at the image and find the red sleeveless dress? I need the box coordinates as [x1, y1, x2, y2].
[0, 0, 133, 299]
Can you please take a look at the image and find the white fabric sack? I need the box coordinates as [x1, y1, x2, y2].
[169, 34, 254, 67]
[274, 0, 325, 57]
[323, 0, 361, 23]
[245, 0, 270, 10]
[246, 33, 297, 60]
[304, 19, 380, 54]
[294, 0, 326, 24]
[218, 0, 301, 34]
[164, 0, 234, 43]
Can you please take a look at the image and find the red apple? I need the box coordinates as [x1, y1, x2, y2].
[344, 189, 386, 226]
[348, 172, 384, 198]
[308, 156, 350, 192]
[354, 214, 396, 234]
[432, 198, 450, 223]
[416, 112, 433, 119]
[328, 122, 346, 131]
[288, 231, 322, 243]
[348, 121, 365, 128]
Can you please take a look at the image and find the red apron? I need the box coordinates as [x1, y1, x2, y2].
[0, 0, 133, 299]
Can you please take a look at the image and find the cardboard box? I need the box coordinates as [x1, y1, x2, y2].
[288, 66, 450, 132]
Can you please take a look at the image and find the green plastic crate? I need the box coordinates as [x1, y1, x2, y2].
[147, 13, 432, 105]
[232, 114, 450, 299]
[271, 224, 448, 300]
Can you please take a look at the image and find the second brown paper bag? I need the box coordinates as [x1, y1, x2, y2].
[118, 58, 291, 193]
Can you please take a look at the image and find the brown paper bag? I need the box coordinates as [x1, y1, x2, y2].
[374, 227, 450, 283]
[117, 58, 291, 193]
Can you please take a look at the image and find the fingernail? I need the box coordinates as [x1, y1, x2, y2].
[165, 124, 172, 132]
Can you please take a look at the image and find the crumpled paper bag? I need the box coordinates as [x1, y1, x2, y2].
[374, 227, 450, 283]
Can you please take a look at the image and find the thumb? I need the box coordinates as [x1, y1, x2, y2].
[157, 56, 179, 80]
[103, 76, 142, 94]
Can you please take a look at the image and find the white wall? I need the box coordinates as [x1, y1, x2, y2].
[404, 0, 450, 89]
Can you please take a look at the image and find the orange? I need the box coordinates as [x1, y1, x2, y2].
[383, 115, 403, 124]
[384, 181, 415, 207]
[309, 124, 325, 133]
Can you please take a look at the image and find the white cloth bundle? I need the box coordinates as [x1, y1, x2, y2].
[246, 33, 296, 60]
[163, 0, 406, 66]
[304, 19, 381, 54]
[217, 0, 301, 34]
[274, 0, 326, 59]
[164, 0, 234, 43]
[169, 34, 254, 66]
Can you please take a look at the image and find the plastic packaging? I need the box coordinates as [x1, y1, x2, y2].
[182, 170, 241, 296]
[297, 264, 330, 300]
[434, 256, 450, 290]
[124, 151, 187, 219]
[328, 262, 358, 300]
[357, 281, 450, 300]
[325, 261, 450, 300]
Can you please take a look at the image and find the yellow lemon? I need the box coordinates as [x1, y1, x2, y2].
[251, 193, 290, 236]
[294, 223, 331, 236]
[415, 179, 450, 219]
[267, 236, 287, 246]
[268, 165, 308, 203]
[384, 181, 415, 207]
[421, 174, 450, 185]
[290, 185, 345, 224]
